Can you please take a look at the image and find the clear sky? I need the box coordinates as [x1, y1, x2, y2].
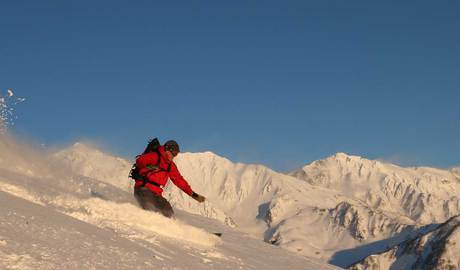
[1, 1, 459, 171]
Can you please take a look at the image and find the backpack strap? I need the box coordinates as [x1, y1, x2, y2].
[139, 177, 162, 188]
[153, 148, 173, 173]
[131, 149, 172, 188]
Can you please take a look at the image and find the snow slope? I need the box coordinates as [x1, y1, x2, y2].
[53, 142, 134, 192]
[290, 152, 460, 224]
[0, 134, 339, 270]
[348, 216, 460, 270]
[54, 143, 362, 262]
[290, 153, 460, 268]
[52, 142, 460, 269]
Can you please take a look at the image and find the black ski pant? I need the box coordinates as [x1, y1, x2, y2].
[134, 186, 174, 218]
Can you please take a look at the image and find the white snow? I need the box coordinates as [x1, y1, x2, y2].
[3, 131, 460, 269]
[0, 134, 339, 270]
[290, 152, 460, 223]
[349, 216, 460, 269]
[0, 90, 25, 133]
[50, 142, 460, 269]
[52, 142, 134, 192]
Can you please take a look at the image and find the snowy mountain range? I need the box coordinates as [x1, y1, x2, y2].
[0, 135, 339, 270]
[2, 134, 460, 269]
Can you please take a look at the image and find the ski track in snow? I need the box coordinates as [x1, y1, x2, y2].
[52, 196, 221, 248]
[0, 181, 220, 248]
[0, 181, 45, 206]
[0, 185, 335, 270]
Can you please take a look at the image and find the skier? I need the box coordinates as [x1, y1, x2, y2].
[131, 139, 206, 218]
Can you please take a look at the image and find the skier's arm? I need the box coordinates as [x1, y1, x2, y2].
[169, 162, 206, 202]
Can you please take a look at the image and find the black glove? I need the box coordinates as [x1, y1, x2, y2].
[192, 192, 206, 203]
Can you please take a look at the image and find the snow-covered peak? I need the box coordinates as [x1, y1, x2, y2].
[177, 151, 235, 168]
[290, 152, 460, 224]
[38, 143, 460, 269]
[317, 152, 385, 168]
[64, 142, 114, 157]
[289, 152, 385, 188]
[172, 150, 336, 225]
[178, 151, 276, 173]
[69, 141, 96, 151]
[330, 152, 364, 161]
[53, 142, 133, 191]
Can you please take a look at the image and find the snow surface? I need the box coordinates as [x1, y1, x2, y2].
[290, 152, 460, 224]
[50, 142, 460, 269]
[3, 131, 460, 269]
[349, 216, 460, 269]
[0, 134, 339, 270]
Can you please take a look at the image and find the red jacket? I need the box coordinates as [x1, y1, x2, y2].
[134, 146, 194, 197]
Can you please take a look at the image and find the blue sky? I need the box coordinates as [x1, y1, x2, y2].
[1, 1, 459, 171]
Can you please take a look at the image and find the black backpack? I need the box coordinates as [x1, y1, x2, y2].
[128, 138, 160, 181]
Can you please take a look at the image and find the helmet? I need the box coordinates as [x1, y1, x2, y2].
[164, 140, 180, 155]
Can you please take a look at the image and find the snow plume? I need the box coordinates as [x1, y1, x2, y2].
[0, 89, 25, 133]
[0, 135, 221, 248]
[49, 195, 221, 247]
[0, 133, 59, 179]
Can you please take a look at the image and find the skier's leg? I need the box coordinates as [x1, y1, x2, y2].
[150, 194, 175, 218]
[134, 187, 151, 209]
[134, 187, 174, 218]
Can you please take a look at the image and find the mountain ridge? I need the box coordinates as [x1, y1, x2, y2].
[49, 142, 460, 269]
[0, 136, 340, 270]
